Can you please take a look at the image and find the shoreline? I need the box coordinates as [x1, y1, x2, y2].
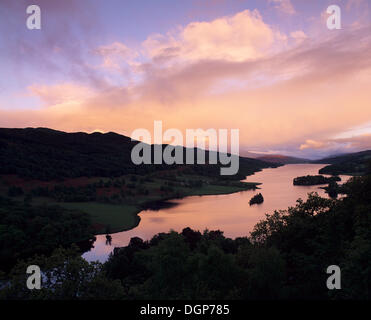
[91, 180, 262, 235]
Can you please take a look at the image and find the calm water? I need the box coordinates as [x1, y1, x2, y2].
[83, 164, 349, 262]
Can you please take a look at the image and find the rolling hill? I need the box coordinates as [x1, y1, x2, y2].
[314, 150, 371, 175]
[256, 154, 310, 164]
[0, 127, 277, 181]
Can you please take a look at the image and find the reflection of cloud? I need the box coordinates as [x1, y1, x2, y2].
[148, 217, 166, 224]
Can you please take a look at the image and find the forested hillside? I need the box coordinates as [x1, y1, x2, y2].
[0, 128, 276, 180]
[315, 150, 371, 175]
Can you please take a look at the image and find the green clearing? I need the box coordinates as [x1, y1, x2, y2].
[57, 202, 140, 234]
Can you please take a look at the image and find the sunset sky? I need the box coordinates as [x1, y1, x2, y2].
[0, 0, 370, 159]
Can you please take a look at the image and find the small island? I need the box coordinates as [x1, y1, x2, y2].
[293, 175, 341, 186]
[249, 193, 264, 205]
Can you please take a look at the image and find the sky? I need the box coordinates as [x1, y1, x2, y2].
[0, 0, 370, 159]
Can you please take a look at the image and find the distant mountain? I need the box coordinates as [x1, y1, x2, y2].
[0, 127, 277, 181]
[314, 150, 371, 175]
[240, 150, 310, 164]
[256, 154, 310, 164]
[239, 151, 262, 158]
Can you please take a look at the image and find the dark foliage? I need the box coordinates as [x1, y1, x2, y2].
[0, 128, 275, 181]
[0, 196, 94, 272]
[315, 150, 371, 175]
[249, 193, 264, 205]
[293, 175, 341, 186]
[1, 162, 370, 300]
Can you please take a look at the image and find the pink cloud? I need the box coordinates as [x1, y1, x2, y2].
[300, 139, 331, 150]
[299, 134, 371, 156]
[0, 0, 107, 88]
[1, 6, 371, 158]
[142, 9, 285, 63]
[28, 83, 94, 106]
[269, 0, 296, 15]
[94, 42, 139, 71]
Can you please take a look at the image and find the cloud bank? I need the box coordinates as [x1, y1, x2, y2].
[1, 3, 370, 158]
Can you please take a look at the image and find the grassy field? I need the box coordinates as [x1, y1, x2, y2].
[57, 202, 140, 234]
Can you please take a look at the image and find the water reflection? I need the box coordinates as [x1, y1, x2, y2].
[83, 164, 350, 262]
